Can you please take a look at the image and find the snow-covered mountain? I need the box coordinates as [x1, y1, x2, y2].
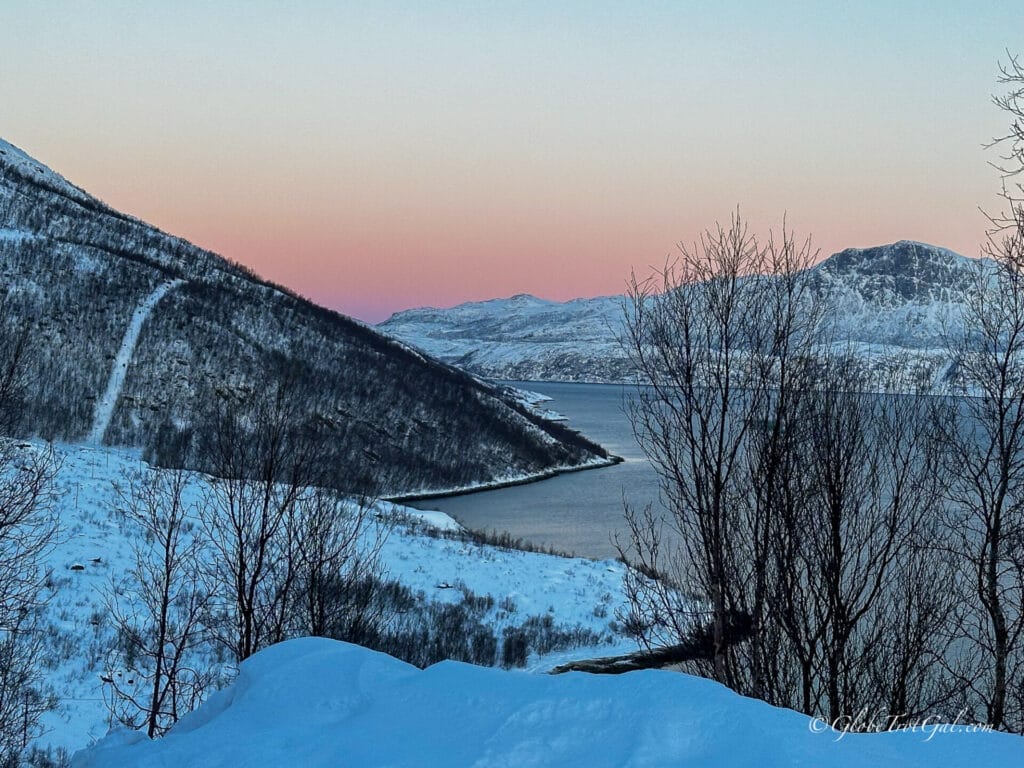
[809, 240, 988, 349]
[380, 241, 990, 383]
[0, 138, 612, 496]
[381, 293, 630, 382]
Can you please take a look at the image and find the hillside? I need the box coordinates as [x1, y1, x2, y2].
[380, 241, 989, 384]
[73, 637, 1024, 768]
[12, 440, 629, 759]
[382, 293, 629, 382]
[0, 138, 612, 496]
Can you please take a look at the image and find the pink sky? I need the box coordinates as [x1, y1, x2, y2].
[1, 3, 1018, 321]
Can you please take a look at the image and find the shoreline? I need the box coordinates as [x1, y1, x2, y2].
[385, 453, 624, 504]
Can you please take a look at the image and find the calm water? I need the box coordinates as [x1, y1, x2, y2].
[408, 381, 660, 560]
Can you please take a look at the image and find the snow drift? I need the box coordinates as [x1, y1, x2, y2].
[73, 638, 1024, 768]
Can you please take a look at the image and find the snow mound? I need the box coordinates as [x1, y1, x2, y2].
[73, 638, 1024, 768]
[398, 506, 464, 532]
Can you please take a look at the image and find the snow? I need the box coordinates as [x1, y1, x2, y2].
[505, 386, 568, 421]
[27, 441, 631, 757]
[379, 293, 626, 384]
[378, 242, 991, 388]
[397, 507, 464, 532]
[386, 453, 617, 501]
[87, 280, 185, 443]
[0, 226, 38, 242]
[72, 637, 1024, 768]
[0, 138, 97, 208]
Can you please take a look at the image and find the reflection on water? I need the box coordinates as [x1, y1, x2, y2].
[408, 381, 660, 560]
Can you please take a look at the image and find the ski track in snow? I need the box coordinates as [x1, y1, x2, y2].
[87, 279, 184, 444]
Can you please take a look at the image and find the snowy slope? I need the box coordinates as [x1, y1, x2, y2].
[810, 240, 991, 348]
[382, 293, 629, 382]
[73, 637, 1024, 768]
[1, 136, 612, 495]
[27, 441, 631, 757]
[380, 241, 990, 384]
[87, 279, 184, 443]
[0, 138, 99, 209]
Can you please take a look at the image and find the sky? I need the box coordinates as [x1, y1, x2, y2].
[1, 2, 1021, 322]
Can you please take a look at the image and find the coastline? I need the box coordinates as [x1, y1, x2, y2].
[385, 452, 624, 504]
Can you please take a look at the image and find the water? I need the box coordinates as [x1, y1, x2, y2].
[408, 381, 661, 560]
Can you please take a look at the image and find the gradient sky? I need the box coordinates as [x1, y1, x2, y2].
[2, 2, 1021, 321]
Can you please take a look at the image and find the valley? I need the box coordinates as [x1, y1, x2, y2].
[5, 7, 1024, 765]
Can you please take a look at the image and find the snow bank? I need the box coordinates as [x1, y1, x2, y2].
[73, 638, 1024, 768]
[394, 506, 464, 532]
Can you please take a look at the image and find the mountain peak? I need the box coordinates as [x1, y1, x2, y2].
[505, 293, 552, 305]
[806, 240, 985, 308]
[818, 240, 973, 274]
[381, 239, 992, 382]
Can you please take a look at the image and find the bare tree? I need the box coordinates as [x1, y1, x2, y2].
[936, 219, 1024, 731]
[618, 213, 820, 690]
[989, 51, 1024, 215]
[197, 378, 320, 662]
[258, 487, 386, 645]
[618, 215, 953, 725]
[797, 358, 942, 721]
[928, 56, 1024, 732]
[0, 315, 33, 437]
[730, 229, 824, 704]
[0, 315, 58, 761]
[869, 506, 962, 722]
[290, 492, 387, 641]
[104, 469, 210, 738]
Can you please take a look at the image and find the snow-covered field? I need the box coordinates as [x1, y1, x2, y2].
[31, 442, 634, 758]
[73, 637, 1024, 768]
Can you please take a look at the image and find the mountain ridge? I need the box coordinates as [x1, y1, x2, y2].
[380, 240, 990, 384]
[0, 137, 612, 495]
